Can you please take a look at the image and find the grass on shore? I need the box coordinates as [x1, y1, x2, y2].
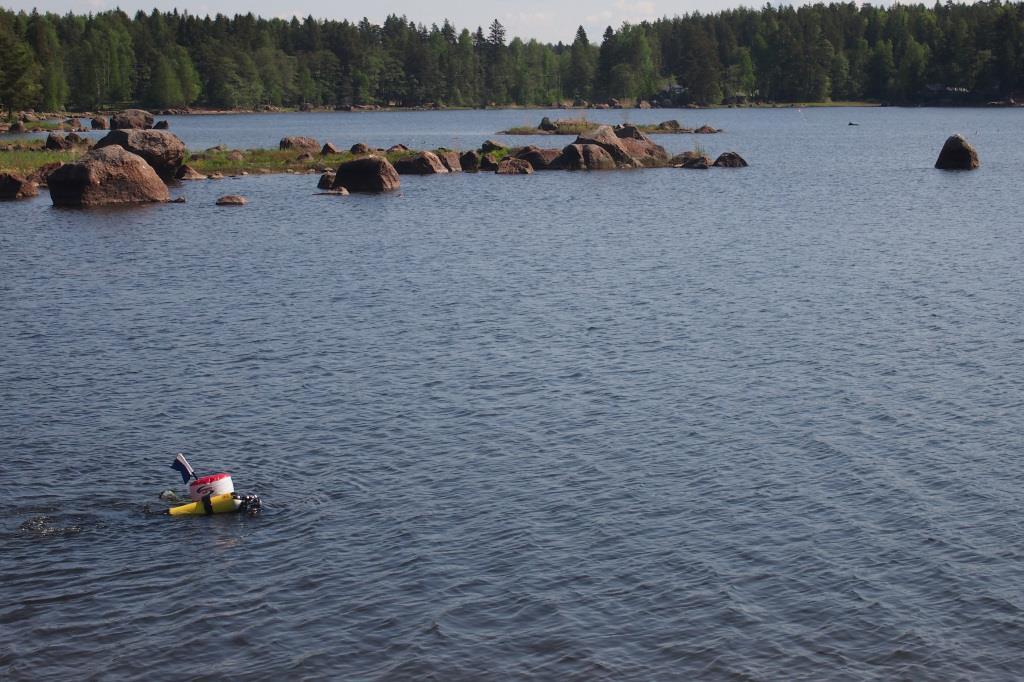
[0, 143, 517, 178]
[0, 148, 83, 174]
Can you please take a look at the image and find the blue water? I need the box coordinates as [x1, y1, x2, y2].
[2, 108, 1024, 679]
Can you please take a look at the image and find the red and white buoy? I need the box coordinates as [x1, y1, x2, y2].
[188, 472, 234, 501]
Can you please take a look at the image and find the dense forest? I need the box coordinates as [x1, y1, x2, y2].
[0, 2, 1022, 114]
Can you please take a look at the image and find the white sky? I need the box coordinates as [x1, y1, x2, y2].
[5, 0, 832, 44]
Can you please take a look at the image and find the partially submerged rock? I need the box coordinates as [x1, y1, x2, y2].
[436, 151, 462, 172]
[672, 151, 712, 169]
[0, 173, 39, 200]
[393, 151, 449, 175]
[95, 129, 186, 179]
[496, 157, 533, 174]
[516, 146, 561, 170]
[539, 116, 557, 132]
[27, 162, 63, 187]
[279, 136, 319, 153]
[175, 164, 207, 181]
[694, 125, 721, 134]
[111, 109, 154, 130]
[332, 155, 400, 193]
[612, 125, 669, 166]
[48, 146, 171, 207]
[153, 120, 170, 130]
[558, 144, 616, 170]
[713, 152, 748, 168]
[91, 116, 109, 130]
[317, 171, 336, 189]
[460, 150, 481, 172]
[575, 125, 640, 168]
[935, 134, 980, 170]
[216, 195, 247, 206]
[479, 153, 499, 172]
[481, 139, 505, 154]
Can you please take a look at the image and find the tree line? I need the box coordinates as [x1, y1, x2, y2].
[0, 2, 1022, 114]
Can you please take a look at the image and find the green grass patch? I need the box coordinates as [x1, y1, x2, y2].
[186, 148, 356, 175]
[0, 147, 83, 174]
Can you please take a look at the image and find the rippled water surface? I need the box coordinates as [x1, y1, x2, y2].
[3, 108, 1024, 679]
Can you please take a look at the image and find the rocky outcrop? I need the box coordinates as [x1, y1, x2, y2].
[516, 146, 561, 170]
[111, 109, 154, 130]
[317, 171, 336, 189]
[94, 129, 186, 179]
[154, 120, 170, 130]
[91, 116, 109, 130]
[48, 146, 170, 207]
[479, 153, 499, 172]
[657, 119, 682, 131]
[713, 152, 748, 168]
[175, 164, 207, 180]
[321, 142, 340, 155]
[574, 126, 641, 168]
[350, 143, 370, 154]
[672, 151, 711, 169]
[436, 151, 462, 172]
[935, 134, 980, 170]
[694, 125, 720, 134]
[481, 139, 505, 154]
[393, 151, 449, 175]
[0, 173, 38, 200]
[332, 155, 400, 193]
[612, 125, 669, 166]
[496, 157, 533, 174]
[279, 136, 319, 153]
[539, 116, 557, 132]
[557, 144, 616, 170]
[27, 162, 63, 187]
[459, 150, 481, 172]
[216, 195, 247, 206]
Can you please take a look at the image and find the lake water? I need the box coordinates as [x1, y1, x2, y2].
[3, 107, 1024, 679]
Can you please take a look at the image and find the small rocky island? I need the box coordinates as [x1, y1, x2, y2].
[0, 110, 751, 206]
[500, 117, 722, 135]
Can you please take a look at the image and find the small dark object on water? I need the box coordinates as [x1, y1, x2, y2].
[848, 121, 859, 126]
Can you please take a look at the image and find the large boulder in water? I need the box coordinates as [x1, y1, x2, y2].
[516, 146, 561, 170]
[612, 125, 669, 166]
[496, 157, 533, 174]
[279, 136, 319, 153]
[935, 134, 980, 170]
[0, 172, 39, 200]
[713, 152, 748, 168]
[94, 129, 186, 180]
[574, 125, 640, 167]
[111, 109, 154, 130]
[481, 139, 506, 154]
[539, 116, 557, 132]
[47, 146, 170, 207]
[436, 151, 462, 172]
[460, 150, 481, 172]
[331, 155, 400, 193]
[393, 151, 449, 175]
[91, 116, 109, 130]
[557, 144, 616, 170]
